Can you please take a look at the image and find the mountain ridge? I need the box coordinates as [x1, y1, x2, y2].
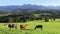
[0, 4, 60, 10]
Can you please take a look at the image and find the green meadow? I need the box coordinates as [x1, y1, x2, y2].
[0, 19, 60, 34]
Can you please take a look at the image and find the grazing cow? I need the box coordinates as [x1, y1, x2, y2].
[34, 25, 43, 30]
[8, 24, 17, 29]
[20, 24, 27, 30]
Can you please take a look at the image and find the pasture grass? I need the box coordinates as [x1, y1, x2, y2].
[0, 19, 60, 34]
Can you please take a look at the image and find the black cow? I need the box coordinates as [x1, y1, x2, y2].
[8, 24, 17, 29]
[34, 25, 43, 30]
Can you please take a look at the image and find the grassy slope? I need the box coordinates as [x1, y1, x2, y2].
[0, 19, 60, 34]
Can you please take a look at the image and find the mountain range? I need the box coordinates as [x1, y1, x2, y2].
[0, 4, 60, 10]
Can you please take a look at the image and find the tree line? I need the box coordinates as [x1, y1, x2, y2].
[0, 9, 59, 23]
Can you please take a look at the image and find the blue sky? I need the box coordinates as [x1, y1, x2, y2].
[0, 0, 60, 6]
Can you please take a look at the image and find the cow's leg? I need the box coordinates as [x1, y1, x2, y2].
[34, 27, 36, 30]
[9, 27, 11, 29]
[20, 27, 22, 30]
[41, 26, 42, 30]
[24, 27, 26, 30]
[20, 27, 23, 30]
[15, 26, 17, 29]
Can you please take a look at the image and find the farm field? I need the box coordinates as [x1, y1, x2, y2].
[0, 19, 60, 34]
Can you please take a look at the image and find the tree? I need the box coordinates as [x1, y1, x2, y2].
[44, 17, 49, 22]
[9, 18, 14, 23]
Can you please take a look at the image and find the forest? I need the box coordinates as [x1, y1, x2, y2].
[0, 9, 60, 23]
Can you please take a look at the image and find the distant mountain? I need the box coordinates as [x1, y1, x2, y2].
[0, 4, 60, 10]
[0, 6, 20, 10]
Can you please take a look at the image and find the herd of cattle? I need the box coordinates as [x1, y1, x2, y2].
[4, 23, 43, 30]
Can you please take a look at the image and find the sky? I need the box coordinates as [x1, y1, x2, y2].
[0, 0, 60, 6]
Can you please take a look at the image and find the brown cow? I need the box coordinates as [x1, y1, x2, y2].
[8, 24, 17, 29]
[20, 24, 27, 30]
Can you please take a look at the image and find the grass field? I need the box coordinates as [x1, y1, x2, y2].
[0, 19, 60, 34]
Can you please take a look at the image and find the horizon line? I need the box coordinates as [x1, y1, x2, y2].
[0, 4, 60, 7]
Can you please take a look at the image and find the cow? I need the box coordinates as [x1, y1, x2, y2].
[8, 24, 17, 29]
[34, 25, 43, 30]
[20, 24, 27, 30]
